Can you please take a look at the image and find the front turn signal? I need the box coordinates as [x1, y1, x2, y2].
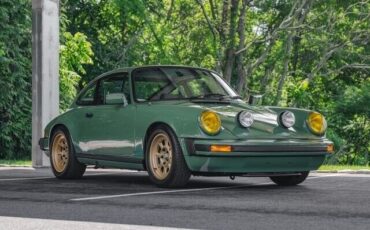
[327, 144, 334, 153]
[210, 145, 232, 152]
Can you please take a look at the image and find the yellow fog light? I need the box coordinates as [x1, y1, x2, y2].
[199, 110, 221, 135]
[307, 112, 327, 135]
[327, 144, 334, 153]
[211, 145, 232, 152]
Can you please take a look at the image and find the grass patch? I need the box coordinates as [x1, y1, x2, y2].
[319, 165, 370, 171]
[0, 159, 32, 167]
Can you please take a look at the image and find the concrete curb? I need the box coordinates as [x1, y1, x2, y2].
[0, 165, 33, 168]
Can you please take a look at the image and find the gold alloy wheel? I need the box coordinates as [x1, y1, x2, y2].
[51, 132, 69, 173]
[149, 133, 173, 180]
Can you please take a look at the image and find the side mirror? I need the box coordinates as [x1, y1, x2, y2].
[248, 94, 263, 105]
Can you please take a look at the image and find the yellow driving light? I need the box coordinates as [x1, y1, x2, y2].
[199, 110, 221, 135]
[211, 145, 232, 152]
[307, 112, 327, 135]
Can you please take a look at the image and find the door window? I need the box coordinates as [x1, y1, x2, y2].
[97, 74, 131, 105]
[76, 83, 97, 105]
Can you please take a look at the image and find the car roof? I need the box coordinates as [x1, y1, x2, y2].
[93, 65, 217, 81]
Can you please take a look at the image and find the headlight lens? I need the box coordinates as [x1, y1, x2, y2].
[280, 111, 295, 128]
[307, 112, 327, 135]
[238, 111, 254, 128]
[199, 111, 221, 135]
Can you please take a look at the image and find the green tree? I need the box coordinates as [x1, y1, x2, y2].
[0, 0, 32, 159]
[60, 32, 94, 111]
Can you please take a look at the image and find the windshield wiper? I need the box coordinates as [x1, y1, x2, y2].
[188, 93, 240, 101]
[229, 95, 242, 99]
[188, 93, 226, 100]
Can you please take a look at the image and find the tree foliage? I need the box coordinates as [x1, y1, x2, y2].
[0, 0, 31, 159]
[61, 0, 370, 165]
[60, 32, 93, 111]
[0, 0, 369, 164]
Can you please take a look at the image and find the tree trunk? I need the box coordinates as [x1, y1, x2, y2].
[236, 0, 249, 94]
[275, 32, 293, 105]
[291, 35, 301, 78]
[275, 0, 311, 105]
[260, 62, 275, 93]
[219, 0, 229, 47]
[222, 0, 239, 82]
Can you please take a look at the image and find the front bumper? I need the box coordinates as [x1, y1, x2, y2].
[38, 137, 49, 152]
[181, 138, 332, 174]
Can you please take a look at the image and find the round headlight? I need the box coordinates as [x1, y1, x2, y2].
[280, 111, 295, 128]
[307, 112, 327, 135]
[238, 111, 254, 128]
[199, 110, 221, 135]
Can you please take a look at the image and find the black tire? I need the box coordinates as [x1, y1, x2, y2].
[50, 126, 86, 179]
[270, 172, 309, 186]
[145, 125, 191, 188]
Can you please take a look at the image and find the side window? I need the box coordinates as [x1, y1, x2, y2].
[97, 74, 131, 105]
[77, 83, 97, 106]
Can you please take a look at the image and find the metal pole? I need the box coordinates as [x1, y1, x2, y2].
[32, 0, 60, 167]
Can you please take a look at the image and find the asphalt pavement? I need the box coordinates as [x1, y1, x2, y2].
[0, 167, 369, 230]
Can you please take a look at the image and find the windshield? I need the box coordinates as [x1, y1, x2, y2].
[132, 67, 239, 102]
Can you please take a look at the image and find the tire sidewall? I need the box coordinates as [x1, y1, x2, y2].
[50, 127, 75, 178]
[145, 126, 183, 186]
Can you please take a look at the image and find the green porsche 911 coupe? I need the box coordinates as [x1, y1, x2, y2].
[39, 65, 333, 187]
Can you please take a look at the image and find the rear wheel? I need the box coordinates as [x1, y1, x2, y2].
[269, 172, 309, 186]
[146, 125, 191, 188]
[50, 127, 86, 179]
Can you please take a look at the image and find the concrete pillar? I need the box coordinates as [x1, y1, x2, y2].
[32, 0, 60, 167]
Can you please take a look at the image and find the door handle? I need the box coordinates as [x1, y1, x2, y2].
[85, 112, 94, 118]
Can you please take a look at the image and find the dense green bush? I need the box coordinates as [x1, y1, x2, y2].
[0, 0, 32, 159]
[0, 2, 93, 159]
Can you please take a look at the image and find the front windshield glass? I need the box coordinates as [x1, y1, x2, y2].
[132, 67, 239, 102]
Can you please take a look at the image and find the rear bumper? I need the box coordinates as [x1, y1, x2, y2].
[181, 138, 332, 174]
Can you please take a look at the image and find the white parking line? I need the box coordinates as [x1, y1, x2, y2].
[70, 184, 260, 201]
[0, 216, 191, 230]
[70, 174, 339, 202]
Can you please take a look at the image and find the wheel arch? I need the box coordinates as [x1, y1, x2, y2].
[142, 121, 178, 170]
[49, 123, 75, 149]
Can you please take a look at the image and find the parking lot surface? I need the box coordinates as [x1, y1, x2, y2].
[0, 167, 369, 230]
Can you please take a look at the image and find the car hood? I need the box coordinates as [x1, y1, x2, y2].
[153, 100, 322, 140]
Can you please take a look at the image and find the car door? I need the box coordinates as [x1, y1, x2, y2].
[77, 73, 136, 160]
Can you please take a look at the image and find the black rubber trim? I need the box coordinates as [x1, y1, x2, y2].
[185, 139, 196, 155]
[76, 153, 143, 164]
[38, 138, 48, 151]
[194, 144, 327, 153]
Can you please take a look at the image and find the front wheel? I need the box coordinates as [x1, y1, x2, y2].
[269, 172, 309, 186]
[50, 127, 86, 179]
[146, 125, 191, 188]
